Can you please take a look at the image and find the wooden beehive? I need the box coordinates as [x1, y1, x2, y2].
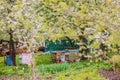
[66, 52, 79, 62]
[65, 55, 69, 61]
[51, 51, 79, 63]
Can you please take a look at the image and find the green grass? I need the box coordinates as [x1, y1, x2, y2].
[0, 55, 30, 76]
[37, 60, 109, 80]
[0, 56, 5, 68]
[0, 53, 113, 80]
[35, 54, 53, 65]
[0, 54, 21, 66]
[53, 67, 106, 80]
[36, 55, 111, 80]
[0, 55, 33, 80]
[37, 63, 69, 74]
[0, 65, 30, 75]
[0, 54, 52, 76]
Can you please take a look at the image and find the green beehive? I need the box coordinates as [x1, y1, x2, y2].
[45, 40, 79, 54]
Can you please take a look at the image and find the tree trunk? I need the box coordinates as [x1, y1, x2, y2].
[9, 32, 16, 66]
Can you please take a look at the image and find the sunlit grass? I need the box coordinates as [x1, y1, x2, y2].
[0, 53, 112, 80]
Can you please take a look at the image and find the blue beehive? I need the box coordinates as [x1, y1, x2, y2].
[6, 56, 11, 66]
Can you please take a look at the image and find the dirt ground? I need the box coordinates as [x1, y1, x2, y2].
[99, 69, 120, 80]
[0, 75, 30, 80]
[0, 75, 52, 80]
[0, 70, 120, 80]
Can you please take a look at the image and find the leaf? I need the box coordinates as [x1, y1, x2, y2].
[75, 19, 81, 26]
[41, 23, 48, 31]
[13, 5, 21, 11]
[7, 24, 15, 29]
[23, 20, 32, 30]
[106, 0, 111, 4]
[0, 21, 3, 27]
[80, 5, 87, 12]
[58, 17, 64, 23]
[15, 0, 22, 5]
[59, 2, 69, 9]
[37, 0, 43, 2]
[90, 43, 99, 48]
[45, 0, 50, 3]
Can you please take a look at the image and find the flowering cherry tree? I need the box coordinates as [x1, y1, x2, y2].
[36, 0, 120, 50]
[0, 0, 42, 66]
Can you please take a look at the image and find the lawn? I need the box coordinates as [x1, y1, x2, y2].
[0, 57, 29, 75]
[0, 53, 113, 80]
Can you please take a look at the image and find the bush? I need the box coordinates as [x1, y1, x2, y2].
[105, 55, 120, 72]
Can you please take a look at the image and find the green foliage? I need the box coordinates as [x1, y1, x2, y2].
[35, 54, 53, 65]
[35, 54, 112, 80]
[0, 55, 30, 76]
[36, 0, 120, 46]
[37, 63, 69, 74]
[0, 54, 113, 79]
[107, 30, 120, 45]
[0, 0, 42, 54]
[105, 55, 120, 71]
[70, 60, 90, 70]
[91, 61, 112, 70]
[52, 61, 111, 80]
[0, 66, 30, 75]
[54, 67, 106, 80]
[71, 60, 112, 70]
